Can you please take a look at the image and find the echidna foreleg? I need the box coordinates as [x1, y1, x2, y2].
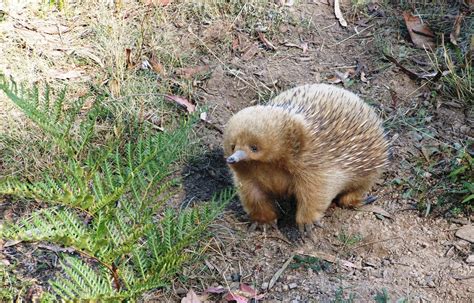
[238, 180, 279, 226]
[294, 181, 332, 236]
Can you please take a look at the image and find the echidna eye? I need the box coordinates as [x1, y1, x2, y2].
[250, 145, 258, 153]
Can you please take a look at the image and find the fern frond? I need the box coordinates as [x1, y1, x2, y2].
[1, 208, 92, 252]
[50, 255, 116, 300]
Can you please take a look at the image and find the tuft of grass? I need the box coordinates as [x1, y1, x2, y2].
[333, 286, 355, 303]
[337, 231, 363, 247]
[290, 255, 331, 272]
[374, 288, 390, 303]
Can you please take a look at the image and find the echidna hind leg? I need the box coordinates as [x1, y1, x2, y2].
[336, 190, 365, 208]
[336, 176, 378, 208]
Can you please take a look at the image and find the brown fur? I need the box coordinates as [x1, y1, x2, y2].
[223, 84, 389, 228]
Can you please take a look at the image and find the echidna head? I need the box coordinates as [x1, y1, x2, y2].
[223, 106, 306, 165]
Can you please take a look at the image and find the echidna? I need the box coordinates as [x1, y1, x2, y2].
[223, 84, 389, 235]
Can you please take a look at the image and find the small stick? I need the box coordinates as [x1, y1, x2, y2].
[352, 236, 402, 249]
[268, 254, 295, 289]
[332, 24, 375, 46]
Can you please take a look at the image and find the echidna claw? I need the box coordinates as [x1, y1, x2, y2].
[248, 220, 278, 233]
[363, 195, 377, 205]
[298, 223, 316, 243]
[298, 221, 323, 243]
[249, 222, 259, 232]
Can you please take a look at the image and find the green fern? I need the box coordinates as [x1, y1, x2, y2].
[0, 75, 235, 300]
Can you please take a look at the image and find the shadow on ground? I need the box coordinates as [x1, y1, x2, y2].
[180, 147, 234, 206]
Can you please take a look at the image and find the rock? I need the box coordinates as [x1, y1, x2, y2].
[230, 273, 241, 282]
[283, 284, 289, 291]
[289, 283, 298, 289]
[175, 288, 187, 295]
[261, 282, 269, 290]
[455, 225, 474, 243]
[466, 255, 474, 263]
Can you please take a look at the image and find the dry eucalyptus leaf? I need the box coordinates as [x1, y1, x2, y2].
[164, 94, 196, 113]
[357, 204, 393, 219]
[402, 11, 435, 49]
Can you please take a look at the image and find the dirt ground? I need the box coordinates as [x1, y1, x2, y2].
[0, 1, 473, 302]
[170, 3, 474, 302]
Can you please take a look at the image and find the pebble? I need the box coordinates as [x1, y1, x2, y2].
[175, 288, 187, 295]
[382, 259, 391, 266]
[466, 255, 474, 263]
[261, 282, 269, 290]
[230, 273, 241, 282]
[289, 283, 298, 289]
[283, 285, 289, 291]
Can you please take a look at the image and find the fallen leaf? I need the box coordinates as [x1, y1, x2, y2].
[175, 65, 210, 79]
[357, 204, 393, 219]
[149, 55, 165, 74]
[241, 42, 259, 61]
[204, 286, 227, 294]
[125, 48, 135, 69]
[109, 79, 121, 97]
[327, 70, 351, 84]
[181, 289, 207, 303]
[402, 11, 435, 49]
[4, 240, 22, 247]
[164, 94, 196, 113]
[334, 0, 347, 27]
[384, 53, 447, 81]
[200, 112, 209, 122]
[450, 12, 464, 46]
[258, 32, 276, 50]
[224, 292, 248, 303]
[239, 284, 257, 297]
[232, 35, 240, 51]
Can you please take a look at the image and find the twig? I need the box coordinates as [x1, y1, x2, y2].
[297, 251, 362, 269]
[268, 254, 294, 289]
[352, 236, 402, 249]
[332, 24, 374, 46]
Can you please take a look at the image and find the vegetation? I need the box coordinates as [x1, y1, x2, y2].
[0, 75, 234, 301]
